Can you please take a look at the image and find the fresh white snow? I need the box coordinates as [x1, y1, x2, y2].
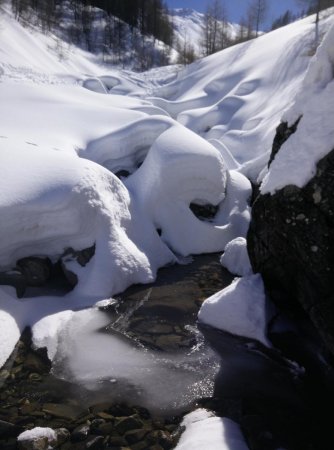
[220, 237, 253, 277]
[198, 275, 271, 347]
[17, 427, 57, 447]
[175, 408, 249, 450]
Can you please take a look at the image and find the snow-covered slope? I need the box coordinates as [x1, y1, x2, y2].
[151, 11, 334, 184]
[0, 3, 333, 379]
[170, 8, 238, 57]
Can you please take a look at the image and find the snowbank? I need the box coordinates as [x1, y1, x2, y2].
[220, 237, 253, 277]
[17, 427, 56, 448]
[198, 275, 271, 347]
[175, 409, 249, 450]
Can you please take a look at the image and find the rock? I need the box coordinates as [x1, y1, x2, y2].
[17, 257, 52, 287]
[55, 428, 70, 446]
[147, 430, 173, 449]
[71, 424, 90, 442]
[124, 428, 148, 444]
[60, 245, 95, 286]
[17, 427, 56, 450]
[93, 421, 114, 436]
[0, 419, 23, 438]
[24, 352, 49, 374]
[248, 126, 334, 355]
[85, 435, 105, 449]
[115, 416, 144, 435]
[189, 202, 219, 221]
[42, 403, 84, 421]
[268, 118, 301, 167]
[108, 436, 128, 447]
[130, 442, 149, 450]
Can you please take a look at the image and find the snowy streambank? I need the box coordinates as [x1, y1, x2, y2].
[0, 89, 251, 366]
[175, 409, 249, 450]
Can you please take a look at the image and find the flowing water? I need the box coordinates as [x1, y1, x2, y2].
[50, 253, 233, 415]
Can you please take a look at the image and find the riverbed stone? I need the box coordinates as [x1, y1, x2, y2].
[55, 428, 70, 446]
[71, 424, 90, 442]
[115, 416, 144, 435]
[94, 421, 114, 436]
[124, 428, 148, 444]
[108, 436, 128, 446]
[42, 403, 84, 421]
[0, 419, 22, 438]
[130, 442, 148, 450]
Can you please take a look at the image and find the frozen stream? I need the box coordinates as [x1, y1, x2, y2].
[50, 254, 233, 415]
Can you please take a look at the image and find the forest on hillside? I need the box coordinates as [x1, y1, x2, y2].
[5, 0, 334, 69]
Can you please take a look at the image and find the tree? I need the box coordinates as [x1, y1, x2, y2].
[247, 0, 268, 36]
[271, 10, 294, 30]
[296, 0, 334, 45]
[201, 0, 229, 56]
[176, 31, 196, 65]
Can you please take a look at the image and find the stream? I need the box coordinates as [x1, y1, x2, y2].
[1, 253, 333, 449]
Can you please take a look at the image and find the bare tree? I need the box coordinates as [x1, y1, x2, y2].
[296, 0, 334, 45]
[201, 0, 229, 56]
[247, 0, 268, 36]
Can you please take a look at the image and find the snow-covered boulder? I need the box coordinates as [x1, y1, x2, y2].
[248, 24, 334, 355]
[220, 237, 253, 277]
[17, 427, 56, 450]
[198, 274, 271, 347]
[175, 408, 249, 450]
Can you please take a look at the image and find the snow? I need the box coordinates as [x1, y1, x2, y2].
[0, 1, 333, 415]
[220, 237, 253, 277]
[0, 307, 21, 368]
[261, 22, 334, 193]
[150, 12, 334, 183]
[38, 307, 220, 412]
[170, 9, 239, 58]
[17, 427, 56, 447]
[175, 408, 249, 450]
[198, 275, 271, 347]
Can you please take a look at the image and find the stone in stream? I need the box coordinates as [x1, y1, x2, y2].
[17, 427, 57, 450]
[115, 416, 144, 435]
[42, 403, 85, 421]
[0, 419, 23, 438]
[71, 424, 90, 442]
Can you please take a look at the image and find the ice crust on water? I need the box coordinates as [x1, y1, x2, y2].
[44, 308, 220, 412]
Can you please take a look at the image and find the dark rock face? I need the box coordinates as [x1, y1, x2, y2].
[248, 134, 334, 355]
[268, 118, 301, 167]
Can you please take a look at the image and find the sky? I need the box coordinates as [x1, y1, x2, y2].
[166, 0, 304, 29]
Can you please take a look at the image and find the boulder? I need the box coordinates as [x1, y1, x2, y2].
[17, 257, 52, 287]
[248, 121, 334, 355]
